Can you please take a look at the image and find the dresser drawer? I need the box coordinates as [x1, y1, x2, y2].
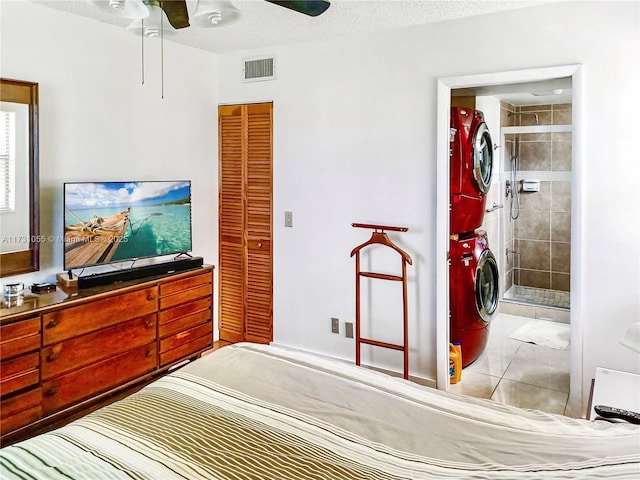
[42, 343, 157, 414]
[0, 388, 42, 435]
[42, 287, 158, 345]
[160, 321, 212, 354]
[41, 314, 156, 381]
[160, 285, 211, 310]
[160, 271, 211, 297]
[0, 317, 40, 359]
[160, 332, 212, 367]
[0, 352, 39, 397]
[159, 307, 211, 338]
[158, 297, 210, 325]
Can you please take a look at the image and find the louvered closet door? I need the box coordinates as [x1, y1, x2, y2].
[219, 105, 245, 342]
[218, 103, 273, 344]
[245, 103, 273, 342]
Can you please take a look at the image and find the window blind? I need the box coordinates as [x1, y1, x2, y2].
[0, 110, 15, 212]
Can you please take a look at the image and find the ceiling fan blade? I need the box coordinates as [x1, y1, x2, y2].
[158, 0, 190, 29]
[265, 1, 330, 17]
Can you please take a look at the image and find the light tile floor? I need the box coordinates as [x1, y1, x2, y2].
[449, 312, 571, 415]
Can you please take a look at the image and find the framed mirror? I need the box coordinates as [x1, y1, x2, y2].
[0, 78, 39, 276]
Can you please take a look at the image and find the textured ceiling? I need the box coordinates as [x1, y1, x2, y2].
[37, 0, 550, 54]
[34, 0, 570, 104]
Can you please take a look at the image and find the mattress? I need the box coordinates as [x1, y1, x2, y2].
[1, 342, 639, 479]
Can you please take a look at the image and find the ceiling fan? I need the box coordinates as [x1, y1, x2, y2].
[159, 1, 331, 28]
[89, 0, 330, 33]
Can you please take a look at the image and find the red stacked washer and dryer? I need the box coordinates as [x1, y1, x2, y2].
[449, 107, 499, 367]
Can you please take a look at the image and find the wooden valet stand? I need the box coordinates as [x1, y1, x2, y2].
[350, 223, 412, 379]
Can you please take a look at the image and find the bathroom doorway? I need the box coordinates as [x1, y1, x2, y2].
[448, 98, 573, 415]
[436, 64, 584, 417]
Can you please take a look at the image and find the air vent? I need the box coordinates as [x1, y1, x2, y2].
[243, 56, 275, 82]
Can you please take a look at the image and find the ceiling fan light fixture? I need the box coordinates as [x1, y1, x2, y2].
[208, 11, 222, 25]
[190, 0, 241, 28]
[88, 0, 149, 19]
[144, 27, 159, 38]
[126, 4, 177, 37]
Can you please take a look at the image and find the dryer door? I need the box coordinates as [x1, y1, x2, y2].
[472, 122, 493, 194]
[475, 248, 499, 322]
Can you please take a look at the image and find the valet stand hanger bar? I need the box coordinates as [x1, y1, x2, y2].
[350, 223, 412, 379]
[352, 223, 408, 232]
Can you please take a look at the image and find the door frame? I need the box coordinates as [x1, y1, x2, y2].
[435, 64, 584, 417]
[217, 102, 274, 344]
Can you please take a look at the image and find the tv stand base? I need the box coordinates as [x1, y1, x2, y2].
[56, 272, 78, 289]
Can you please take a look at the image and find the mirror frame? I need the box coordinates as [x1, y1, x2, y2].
[0, 78, 39, 276]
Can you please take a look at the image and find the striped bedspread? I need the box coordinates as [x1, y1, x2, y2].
[1, 343, 639, 479]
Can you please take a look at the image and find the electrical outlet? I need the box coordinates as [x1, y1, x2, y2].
[345, 322, 354, 338]
[331, 317, 339, 334]
[285, 211, 293, 227]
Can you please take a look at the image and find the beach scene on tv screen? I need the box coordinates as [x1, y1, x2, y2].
[64, 181, 192, 269]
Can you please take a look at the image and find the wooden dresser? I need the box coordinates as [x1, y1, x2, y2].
[0, 266, 214, 445]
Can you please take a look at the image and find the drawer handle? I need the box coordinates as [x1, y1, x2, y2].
[47, 353, 58, 362]
[147, 294, 156, 301]
[46, 319, 57, 329]
[45, 388, 57, 397]
[145, 350, 153, 358]
[145, 321, 154, 329]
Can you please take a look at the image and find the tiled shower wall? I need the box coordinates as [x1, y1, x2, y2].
[502, 102, 572, 293]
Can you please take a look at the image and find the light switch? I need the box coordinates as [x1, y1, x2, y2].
[285, 211, 293, 227]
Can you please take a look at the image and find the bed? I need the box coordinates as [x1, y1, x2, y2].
[1, 342, 639, 479]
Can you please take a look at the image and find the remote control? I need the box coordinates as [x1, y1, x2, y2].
[30, 282, 57, 294]
[594, 405, 640, 424]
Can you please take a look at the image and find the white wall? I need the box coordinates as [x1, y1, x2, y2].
[217, 1, 640, 411]
[221, 32, 438, 377]
[1, 1, 219, 288]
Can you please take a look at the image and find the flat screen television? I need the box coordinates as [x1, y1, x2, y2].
[63, 181, 192, 270]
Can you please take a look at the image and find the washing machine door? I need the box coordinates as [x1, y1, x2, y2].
[475, 248, 499, 322]
[472, 122, 493, 194]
